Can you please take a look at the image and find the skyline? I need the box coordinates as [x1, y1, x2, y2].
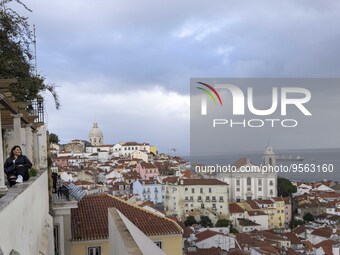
[18, 0, 340, 153]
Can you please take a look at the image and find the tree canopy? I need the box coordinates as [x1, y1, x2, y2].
[49, 133, 60, 144]
[184, 216, 196, 227]
[0, 0, 60, 108]
[277, 177, 297, 197]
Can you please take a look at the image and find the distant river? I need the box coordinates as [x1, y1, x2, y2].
[183, 148, 340, 182]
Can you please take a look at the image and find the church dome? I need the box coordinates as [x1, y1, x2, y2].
[89, 122, 103, 145]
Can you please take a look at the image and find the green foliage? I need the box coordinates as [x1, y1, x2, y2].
[184, 216, 197, 227]
[303, 212, 315, 222]
[199, 215, 213, 228]
[49, 133, 60, 144]
[289, 218, 304, 229]
[278, 177, 297, 197]
[215, 219, 230, 227]
[29, 167, 37, 177]
[0, 0, 60, 108]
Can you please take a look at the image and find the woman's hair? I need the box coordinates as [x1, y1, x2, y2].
[10, 145, 22, 157]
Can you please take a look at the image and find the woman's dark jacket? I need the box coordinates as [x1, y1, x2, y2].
[4, 155, 33, 175]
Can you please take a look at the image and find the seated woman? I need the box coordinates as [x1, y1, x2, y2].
[4, 145, 33, 186]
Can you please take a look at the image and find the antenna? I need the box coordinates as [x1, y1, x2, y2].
[33, 24, 38, 76]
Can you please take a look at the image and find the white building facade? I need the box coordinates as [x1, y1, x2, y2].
[163, 178, 229, 220]
[218, 146, 277, 202]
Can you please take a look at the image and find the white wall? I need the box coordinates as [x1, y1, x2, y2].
[0, 170, 53, 254]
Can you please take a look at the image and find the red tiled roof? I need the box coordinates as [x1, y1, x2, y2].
[314, 239, 339, 248]
[245, 200, 261, 210]
[281, 233, 302, 245]
[185, 247, 221, 255]
[181, 178, 228, 186]
[228, 249, 248, 255]
[237, 218, 260, 226]
[311, 227, 332, 238]
[229, 203, 245, 213]
[194, 230, 220, 242]
[140, 162, 158, 169]
[71, 194, 182, 241]
[232, 158, 257, 169]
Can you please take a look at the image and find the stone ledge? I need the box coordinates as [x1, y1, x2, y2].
[0, 168, 47, 213]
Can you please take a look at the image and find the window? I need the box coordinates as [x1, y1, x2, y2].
[88, 246, 101, 255]
[190, 196, 194, 201]
[212, 203, 216, 209]
[154, 241, 162, 249]
[219, 196, 224, 202]
[258, 179, 262, 186]
[198, 196, 202, 201]
[200, 188, 203, 193]
[201, 203, 205, 209]
[236, 179, 240, 186]
[269, 180, 274, 186]
[185, 188, 188, 191]
[212, 196, 216, 202]
[270, 189, 273, 195]
[258, 187, 262, 192]
[236, 188, 240, 192]
[236, 198, 241, 202]
[247, 187, 251, 192]
[246, 196, 252, 200]
[247, 178, 251, 186]
[209, 188, 212, 193]
[191, 188, 195, 193]
[206, 196, 210, 201]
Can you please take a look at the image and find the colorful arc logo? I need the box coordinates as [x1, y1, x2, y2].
[196, 82, 223, 106]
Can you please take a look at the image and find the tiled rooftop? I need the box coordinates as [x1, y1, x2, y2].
[71, 194, 182, 241]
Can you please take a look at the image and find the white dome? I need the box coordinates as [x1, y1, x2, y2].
[89, 122, 103, 145]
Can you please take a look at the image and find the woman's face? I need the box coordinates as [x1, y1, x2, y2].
[13, 147, 21, 157]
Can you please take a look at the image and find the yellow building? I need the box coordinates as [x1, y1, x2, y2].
[150, 145, 157, 156]
[69, 194, 183, 255]
[242, 198, 285, 229]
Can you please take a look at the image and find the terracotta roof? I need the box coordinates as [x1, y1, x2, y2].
[194, 230, 220, 242]
[292, 225, 306, 235]
[311, 227, 332, 238]
[71, 194, 182, 241]
[180, 178, 228, 186]
[237, 218, 260, 226]
[185, 247, 221, 255]
[74, 180, 94, 186]
[301, 240, 313, 251]
[314, 239, 339, 248]
[140, 162, 158, 169]
[229, 203, 245, 214]
[163, 176, 179, 184]
[228, 249, 248, 255]
[232, 158, 257, 169]
[245, 200, 261, 210]
[281, 233, 302, 245]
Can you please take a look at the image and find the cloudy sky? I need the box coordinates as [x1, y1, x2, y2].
[16, 0, 340, 153]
